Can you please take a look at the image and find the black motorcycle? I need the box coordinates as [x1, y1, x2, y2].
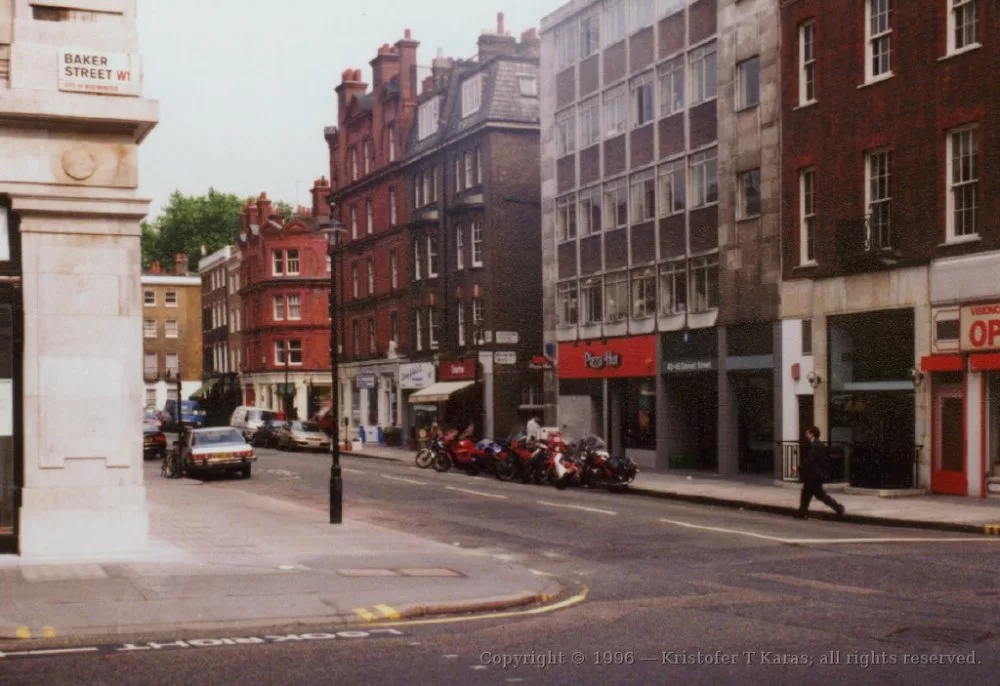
[575, 435, 638, 491]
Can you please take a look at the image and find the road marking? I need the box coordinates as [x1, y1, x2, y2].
[341, 467, 364, 474]
[659, 519, 788, 542]
[354, 607, 378, 622]
[380, 474, 427, 486]
[471, 665, 488, 670]
[659, 519, 999, 545]
[374, 604, 401, 620]
[7, 647, 99, 657]
[529, 568, 555, 577]
[537, 500, 617, 516]
[445, 486, 508, 499]
[753, 572, 883, 596]
[444, 654, 459, 659]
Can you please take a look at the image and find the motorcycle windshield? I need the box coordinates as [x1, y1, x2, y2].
[581, 435, 607, 451]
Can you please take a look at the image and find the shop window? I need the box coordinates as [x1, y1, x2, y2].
[622, 378, 656, 451]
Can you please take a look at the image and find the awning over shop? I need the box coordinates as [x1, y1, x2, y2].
[970, 354, 1000, 372]
[920, 354, 964, 373]
[407, 381, 475, 404]
[188, 377, 219, 400]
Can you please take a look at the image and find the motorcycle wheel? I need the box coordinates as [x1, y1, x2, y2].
[495, 460, 515, 481]
[432, 453, 452, 473]
[415, 449, 434, 469]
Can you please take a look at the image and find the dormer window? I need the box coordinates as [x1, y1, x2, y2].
[418, 97, 440, 140]
[461, 74, 483, 118]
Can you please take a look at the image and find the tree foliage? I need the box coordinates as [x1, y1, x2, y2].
[141, 188, 296, 270]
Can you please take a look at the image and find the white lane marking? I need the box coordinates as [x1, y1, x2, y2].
[752, 572, 883, 596]
[445, 486, 508, 500]
[471, 665, 489, 670]
[0, 647, 100, 657]
[380, 474, 427, 486]
[659, 518, 788, 542]
[659, 519, 998, 545]
[341, 467, 364, 475]
[537, 500, 617, 516]
[529, 568, 555, 577]
[443, 654, 459, 659]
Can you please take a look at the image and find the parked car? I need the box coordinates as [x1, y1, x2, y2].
[163, 400, 206, 431]
[177, 426, 256, 479]
[143, 421, 167, 461]
[230, 406, 276, 442]
[250, 418, 288, 449]
[276, 421, 331, 452]
[144, 408, 163, 430]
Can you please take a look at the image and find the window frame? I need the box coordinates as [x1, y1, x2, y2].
[144, 290, 155, 306]
[865, 0, 893, 81]
[737, 168, 762, 220]
[658, 159, 686, 217]
[579, 186, 603, 236]
[865, 149, 893, 249]
[471, 221, 484, 267]
[946, 125, 979, 242]
[658, 260, 687, 315]
[631, 71, 655, 128]
[689, 255, 719, 313]
[350, 206, 358, 239]
[272, 249, 284, 275]
[426, 235, 439, 278]
[799, 21, 816, 105]
[557, 194, 578, 242]
[456, 225, 465, 270]
[461, 73, 483, 118]
[604, 271, 629, 323]
[736, 56, 761, 110]
[603, 86, 628, 138]
[631, 267, 657, 320]
[658, 57, 685, 117]
[579, 98, 601, 148]
[366, 257, 375, 294]
[390, 249, 399, 289]
[164, 290, 178, 308]
[689, 42, 717, 105]
[285, 249, 300, 275]
[689, 149, 719, 208]
[949, 0, 979, 54]
[351, 261, 360, 298]
[556, 108, 577, 157]
[143, 318, 156, 338]
[630, 170, 656, 223]
[457, 300, 466, 347]
[800, 168, 817, 265]
[580, 10, 600, 58]
[605, 0, 627, 45]
[144, 352, 158, 376]
[413, 238, 422, 280]
[165, 353, 179, 376]
[428, 307, 439, 350]
[389, 187, 397, 225]
[580, 276, 603, 325]
[557, 281, 579, 328]
[365, 199, 373, 235]
[603, 179, 629, 230]
[417, 97, 440, 140]
[415, 310, 423, 351]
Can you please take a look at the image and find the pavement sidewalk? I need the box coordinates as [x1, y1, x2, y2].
[0, 465, 560, 642]
[348, 443, 1000, 535]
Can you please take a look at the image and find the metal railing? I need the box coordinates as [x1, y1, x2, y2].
[780, 440, 921, 489]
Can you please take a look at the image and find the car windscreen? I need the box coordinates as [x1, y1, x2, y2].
[191, 429, 244, 446]
[295, 422, 322, 432]
[143, 424, 161, 434]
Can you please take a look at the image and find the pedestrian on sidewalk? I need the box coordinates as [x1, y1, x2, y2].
[797, 426, 845, 520]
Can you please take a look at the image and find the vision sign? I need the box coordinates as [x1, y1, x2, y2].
[58, 49, 141, 96]
[960, 303, 1000, 352]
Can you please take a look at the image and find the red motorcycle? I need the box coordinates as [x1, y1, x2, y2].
[494, 433, 537, 482]
[432, 430, 494, 475]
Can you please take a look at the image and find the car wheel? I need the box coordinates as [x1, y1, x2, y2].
[241, 465, 252, 479]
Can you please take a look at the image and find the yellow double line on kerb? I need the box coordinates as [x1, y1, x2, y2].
[354, 605, 401, 622]
[13, 627, 57, 639]
[985, 524, 1000, 536]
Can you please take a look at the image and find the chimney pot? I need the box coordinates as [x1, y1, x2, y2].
[404, 29, 411, 40]
[497, 12, 504, 35]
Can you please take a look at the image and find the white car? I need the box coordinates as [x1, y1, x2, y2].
[276, 421, 331, 452]
[179, 427, 256, 479]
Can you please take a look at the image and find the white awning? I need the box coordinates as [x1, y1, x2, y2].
[407, 381, 475, 404]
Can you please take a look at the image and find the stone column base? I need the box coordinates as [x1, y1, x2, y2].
[18, 485, 149, 558]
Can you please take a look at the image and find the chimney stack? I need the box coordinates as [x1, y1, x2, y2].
[394, 29, 420, 104]
[335, 68, 368, 126]
[478, 12, 517, 61]
[497, 12, 505, 35]
[311, 176, 332, 218]
[174, 252, 188, 276]
[257, 192, 273, 225]
[150, 261, 161, 274]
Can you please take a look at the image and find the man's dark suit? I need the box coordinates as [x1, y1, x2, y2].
[798, 438, 843, 517]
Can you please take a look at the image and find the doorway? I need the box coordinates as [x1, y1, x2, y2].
[932, 385, 966, 495]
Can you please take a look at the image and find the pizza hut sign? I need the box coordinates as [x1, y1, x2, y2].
[584, 351, 622, 370]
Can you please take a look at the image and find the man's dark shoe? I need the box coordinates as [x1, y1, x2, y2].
[835, 504, 845, 519]
[794, 512, 809, 520]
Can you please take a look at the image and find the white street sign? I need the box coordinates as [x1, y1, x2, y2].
[494, 351, 516, 365]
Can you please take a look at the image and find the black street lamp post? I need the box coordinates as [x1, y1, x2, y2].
[317, 213, 348, 524]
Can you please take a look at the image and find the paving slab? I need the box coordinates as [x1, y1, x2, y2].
[0, 467, 560, 642]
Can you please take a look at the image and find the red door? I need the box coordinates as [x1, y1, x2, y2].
[932, 387, 967, 495]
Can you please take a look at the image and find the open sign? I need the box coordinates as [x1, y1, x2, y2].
[960, 303, 1000, 352]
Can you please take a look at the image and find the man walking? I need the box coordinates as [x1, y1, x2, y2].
[797, 426, 845, 519]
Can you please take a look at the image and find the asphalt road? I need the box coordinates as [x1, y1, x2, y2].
[4, 447, 1000, 685]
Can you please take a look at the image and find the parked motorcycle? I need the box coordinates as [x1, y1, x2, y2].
[494, 433, 538, 483]
[432, 432, 493, 475]
[575, 435, 638, 490]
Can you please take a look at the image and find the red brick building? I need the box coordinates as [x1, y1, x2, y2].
[238, 189, 333, 419]
[324, 30, 420, 441]
[778, 1, 998, 495]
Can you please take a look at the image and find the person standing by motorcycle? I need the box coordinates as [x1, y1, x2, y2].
[526, 415, 542, 443]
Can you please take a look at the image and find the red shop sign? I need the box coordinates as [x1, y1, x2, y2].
[439, 357, 477, 381]
[558, 336, 656, 379]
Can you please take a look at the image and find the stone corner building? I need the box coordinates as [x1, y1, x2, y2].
[0, 2, 159, 556]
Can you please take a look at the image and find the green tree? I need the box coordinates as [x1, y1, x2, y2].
[141, 189, 299, 270]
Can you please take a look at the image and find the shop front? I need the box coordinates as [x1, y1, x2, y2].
[407, 356, 482, 437]
[922, 300, 1000, 497]
[400, 362, 436, 447]
[344, 361, 401, 445]
[558, 336, 657, 468]
[828, 309, 917, 489]
[659, 328, 718, 472]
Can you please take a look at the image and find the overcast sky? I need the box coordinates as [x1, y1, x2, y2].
[136, 0, 564, 221]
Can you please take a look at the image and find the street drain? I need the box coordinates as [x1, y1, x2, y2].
[888, 627, 993, 644]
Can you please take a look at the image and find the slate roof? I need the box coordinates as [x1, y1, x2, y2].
[405, 55, 539, 159]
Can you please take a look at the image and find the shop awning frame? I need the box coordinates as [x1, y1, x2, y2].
[188, 377, 219, 400]
[407, 380, 476, 404]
